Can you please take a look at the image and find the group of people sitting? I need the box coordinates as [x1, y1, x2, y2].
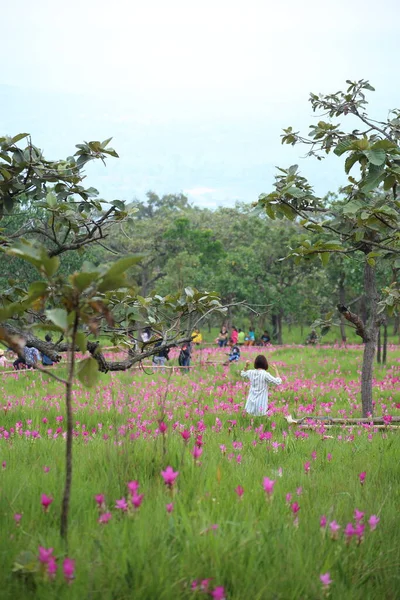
[215, 326, 272, 348]
[0, 334, 55, 370]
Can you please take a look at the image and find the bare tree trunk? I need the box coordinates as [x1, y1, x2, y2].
[339, 273, 347, 344]
[272, 314, 278, 342]
[360, 294, 368, 326]
[393, 315, 399, 336]
[383, 320, 388, 365]
[60, 313, 79, 543]
[360, 263, 379, 418]
[277, 312, 283, 345]
[376, 328, 381, 364]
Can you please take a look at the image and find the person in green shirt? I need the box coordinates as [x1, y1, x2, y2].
[237, 329, 245, 345]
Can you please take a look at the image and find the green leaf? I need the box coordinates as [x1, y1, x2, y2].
[77, 357, 100, 388]
[105, 256, 142, 277]
[364, 149, 386, 166]
[75, 332, 87, 353]
[344, 153, 359, 174]
[46, 308, 69, 332]
[367, 257, 376, 267]
[361, 166, 385, 193]
[13, 550, 38, 573]
[333, 138, 353, 156]
[46, 191, 57, 207]
[320, 253, 330, 267]
[28, 281, 48, 298]
[285, 187, 305, 199]
[97, 275, 126, 293]
[10, 133, 29, 145]
[72, 271, 98, 292]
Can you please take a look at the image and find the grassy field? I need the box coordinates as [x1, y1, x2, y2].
[0, 344, 399, 599]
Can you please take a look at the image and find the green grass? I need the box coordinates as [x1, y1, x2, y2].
[0, 345, 399, 599]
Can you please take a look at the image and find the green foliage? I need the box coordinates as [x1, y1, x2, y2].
[258, 80, 400, 317]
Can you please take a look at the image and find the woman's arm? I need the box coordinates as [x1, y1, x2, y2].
[240, 360, 251, 378]
[266, 364, 282, 385]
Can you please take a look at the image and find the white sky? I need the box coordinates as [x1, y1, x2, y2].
[1, 0, 399, 207]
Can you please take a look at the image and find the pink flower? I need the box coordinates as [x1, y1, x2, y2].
[355, 523, 365, 541]
[38, 546, 54, 564]
[14, 513, 22, 525]
[263, 477, 275, 496]
[200, 579, 212, 591]
[236, 454, 242, 464]
[359, 471, 366, 485]
[327, 453, 332, 462]
[43, 466, 50, 473]
[94, 494, 105, 507]
[368, 514, 379, 531]
[285, 493, 292, 504]
[311, 451, 317, 461]
[131, 492, 144, 509]
[47, 555, 58, 579]
[2, 461, 6, 469]
[291, 502, 300, 515]
[211, 586, 226, 600]
[304, 461, 311, 473]
[166, 503, 174, 513]
[98, 512, 112, 524]
[192, 446, 203, 460]
[320, 572, 332, 588]
[329, 520, 341, 538]
[161, 466, 179, 487]
[296, 487, 302, 496]
[320, 515, 327, 528]
[41, 494, 53, 512]
[63, 557, 75, 583]
[115, 497, 128, 511]
[235, 485, 244, 498]
[127, 481, 139, 496]
[180, 429, 190, 442]
[219, 444, 226, 454]
[344, 522, 356, 540]
[354, 508, 364, 523]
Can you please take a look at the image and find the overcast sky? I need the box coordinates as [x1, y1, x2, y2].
[1, 0, 399, 208]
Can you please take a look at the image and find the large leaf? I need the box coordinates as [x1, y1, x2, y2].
[105, 256, 143, 277]
[46, 308, 69, 332]
[77, 357, 100, 388]
[364, 148, 386, 166]
[333, 138, 353, 156]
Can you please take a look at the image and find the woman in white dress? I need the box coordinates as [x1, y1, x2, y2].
[241, 355, 282, 416]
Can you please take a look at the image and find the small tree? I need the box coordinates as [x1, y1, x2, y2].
[0, 134, 227, 544]
[257, 80, 400, 417]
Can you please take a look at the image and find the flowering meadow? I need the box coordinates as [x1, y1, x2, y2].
[1, 344, 400, 599]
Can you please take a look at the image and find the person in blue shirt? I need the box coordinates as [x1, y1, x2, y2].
[248, 329, 256, 346]
[224, 345, 241, 365]
[42, 334, 54, 366]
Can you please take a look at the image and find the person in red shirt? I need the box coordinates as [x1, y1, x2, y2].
[230, 326, 238, 345]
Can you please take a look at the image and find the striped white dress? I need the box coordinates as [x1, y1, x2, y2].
[241, 369, 282, 416]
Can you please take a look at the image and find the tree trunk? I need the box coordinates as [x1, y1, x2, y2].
[272, 314, 278, 341]
[376, 328, 381, 364]
[360, 294, 368, 326]
[383, 320, 388, 365]
[60, 314, 79, 543]
[339, 273, 347, 344]
[360, 262, 379, 418]
[393, 315, 399, 336]
[277, 312, 283, 345]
